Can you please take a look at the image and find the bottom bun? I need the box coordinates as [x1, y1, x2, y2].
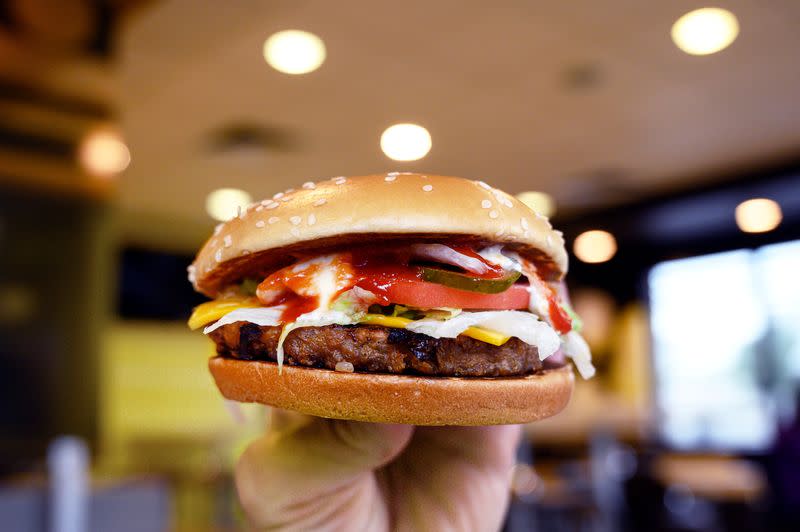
[208, 357, 574, 426]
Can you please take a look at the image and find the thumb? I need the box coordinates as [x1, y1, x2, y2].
[235, 410, 414, 529]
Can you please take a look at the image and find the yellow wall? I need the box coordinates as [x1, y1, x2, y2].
[98, 320, 264, 474]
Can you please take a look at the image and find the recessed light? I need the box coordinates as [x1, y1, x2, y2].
[380, 123, 432, 161]
[206, 188, 252, 222]
[263, 30, 326, 75]
[671, 8, 739, 56]
[573, 230, 617, 264]
[79, 127, 130, 177]
[516, 191, 555, 218]
[735, 198, 782, 233]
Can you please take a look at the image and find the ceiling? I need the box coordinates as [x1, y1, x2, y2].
[113, 0, 800, 246]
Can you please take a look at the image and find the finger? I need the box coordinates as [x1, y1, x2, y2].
[236, 416, 414, 529]
[412, 424, 522, 468]
[385, 425, 521, 532]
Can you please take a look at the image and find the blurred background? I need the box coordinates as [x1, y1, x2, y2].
[0, 1, 798, 531]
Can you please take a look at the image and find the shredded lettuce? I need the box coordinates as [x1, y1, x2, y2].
[562, 331, 595, 379]
[406, 310, 561, 360]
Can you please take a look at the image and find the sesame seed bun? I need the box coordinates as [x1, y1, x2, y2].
[209, 357, 574, 425]
[190, 173, 567, 297]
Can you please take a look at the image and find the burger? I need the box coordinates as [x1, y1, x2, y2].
[187, 173, 593, 425]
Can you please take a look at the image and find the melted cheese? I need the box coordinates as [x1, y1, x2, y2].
[187, 297, 260, 330]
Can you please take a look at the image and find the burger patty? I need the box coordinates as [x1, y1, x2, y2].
[209, 323, 556, 377]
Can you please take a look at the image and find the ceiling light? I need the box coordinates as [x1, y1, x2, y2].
[516, 191, 555, 218]
[380, 123, 432, 161]
[735, 198, 782, 233]
[573, 230, 617, 264]
[206, 188, 252, 222]
[79, 128, 130, 177]
[671, 8, 739, 56]
[263, 30, 326, 74]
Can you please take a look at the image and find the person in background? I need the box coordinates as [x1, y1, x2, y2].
[235, 410, 520, 530]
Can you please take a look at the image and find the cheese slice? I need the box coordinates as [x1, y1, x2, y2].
[190, 301, 512, 346]
[187, 297, 261, 330]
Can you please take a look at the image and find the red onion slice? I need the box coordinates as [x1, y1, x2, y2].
[411, 244, 492, 274]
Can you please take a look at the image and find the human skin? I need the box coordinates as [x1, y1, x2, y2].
[235, 410, 521, 531]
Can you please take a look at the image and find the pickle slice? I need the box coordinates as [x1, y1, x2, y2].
[420, 267, 521, 294]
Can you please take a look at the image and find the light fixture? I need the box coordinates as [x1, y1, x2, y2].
[206, 188, 252, 222]
[263, 30, 326, 74]
[516, 191, 555, 218]
[380, 123, 432, 161]
[573, 230, 617, 264]
[79, 127, 130, 177]
[735, 198, 782, 233]
[671, 7, 739, 56]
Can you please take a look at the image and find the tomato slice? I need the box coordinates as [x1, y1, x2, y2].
[356, 268, 530, 310]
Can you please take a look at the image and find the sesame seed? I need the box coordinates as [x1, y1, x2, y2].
[521, 218, 529, 230]
[302, 181, 316, 189]
[290, 216, 302, 225]
[495, 228, 505, 237]
[333, 176, 347, 185]
[261, 199, 272, 206]
[308, 213, 316, 225]
[223, 235, 232, 247]
[502, 198, 513, 208]
[546, 235, 553, 247]
[534, 212, 546, 220]
[477, 181, 491, 190]
[385, 175, 397, 182]
[268, 216, 279, 224]
[280, 196, 292, 202]
[422, 184, 433, 192]
[237, 206, 243, 219]
[214, 249, 222, 262]
[481, 199, 492, 209]
[523, 230, 530, 237]
[266, 202, 279, 210]
[241, 250, 251, 255]
[213, 224, 223, 235]
[273, 192, 284, 200]
[489, 210, 499, 219]
[256, 220, 265, 228]
[285, 188, 295, 194]
[335, 361, 354, 373]
[387, 171, 400, 176]
[290, 227, 301, 237]
[313, 198, 327, 207]
[255, 205, 264, 212]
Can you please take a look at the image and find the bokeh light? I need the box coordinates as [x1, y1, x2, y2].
[573, 230, 618, 263]
[263, 30, 326, 74]
[671, 8, 739, 56]
[517, 191, 555, 218]
[79, 128, 131, 177]
[205, 188, 252, 222]
[380, 123, 432, 161]
[735, 198, 782, 233]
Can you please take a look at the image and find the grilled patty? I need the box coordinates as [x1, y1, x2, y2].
[208, 323, 561, 377]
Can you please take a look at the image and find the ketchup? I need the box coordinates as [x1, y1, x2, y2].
[548, 294, 572, 334]
[256, 244, 538, 323]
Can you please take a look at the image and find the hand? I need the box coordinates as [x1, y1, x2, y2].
[235, 410, 521, 531]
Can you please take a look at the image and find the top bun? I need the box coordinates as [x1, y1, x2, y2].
[190, 173, 567, 297]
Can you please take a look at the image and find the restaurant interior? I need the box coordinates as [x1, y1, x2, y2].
[0, 1, 799, 531]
